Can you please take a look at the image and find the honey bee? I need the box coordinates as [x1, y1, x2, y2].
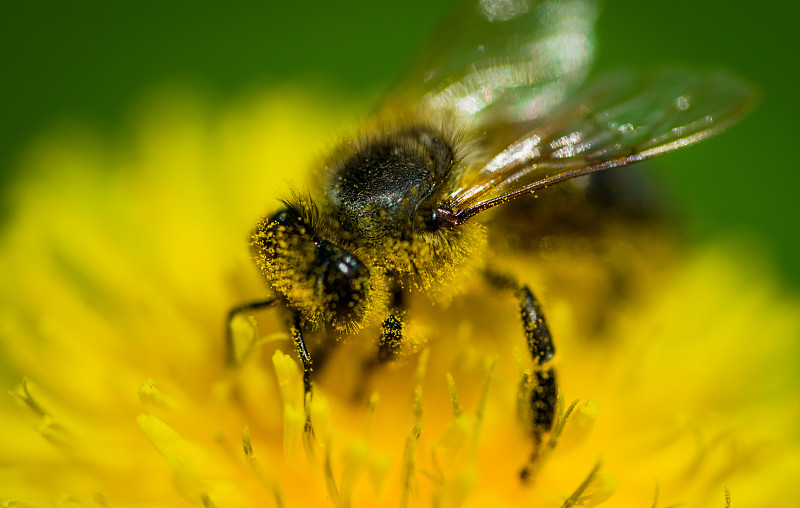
[228, 0, 755, 479]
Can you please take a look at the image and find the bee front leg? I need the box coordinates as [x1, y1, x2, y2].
[226, 298, 276, 367]
[290, 312, 314, 399]
[287, 313, 318, 445]
[484, 271, 557, 482]
[226, 300, 314, 402]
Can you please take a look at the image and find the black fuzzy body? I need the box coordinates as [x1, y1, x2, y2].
[251, 121, 485, 333]
[324, 124, 458, 240]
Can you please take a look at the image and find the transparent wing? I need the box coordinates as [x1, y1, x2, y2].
[384, 0, 598, 129]
[442, 68, 757, 224]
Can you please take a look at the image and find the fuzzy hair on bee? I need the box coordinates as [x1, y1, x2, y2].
[250, 115, 488, 334]
[317, 115, 488, 292]
[249, 194, 381, 334]
[231, 0, 756, 482]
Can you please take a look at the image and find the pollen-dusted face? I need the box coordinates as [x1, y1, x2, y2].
[250, 204, 372, 331]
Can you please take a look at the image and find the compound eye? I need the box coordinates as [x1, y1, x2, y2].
[331, 254, 361, 279]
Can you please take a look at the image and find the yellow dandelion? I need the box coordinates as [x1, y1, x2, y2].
[1, 88, 798, 508]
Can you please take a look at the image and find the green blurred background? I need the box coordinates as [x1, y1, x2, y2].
[2, 0, 798, 287]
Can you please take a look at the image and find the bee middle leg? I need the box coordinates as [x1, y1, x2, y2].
[365, 280, 406, 366]
[484, 270, 557, 482]
[226, 299, 315, 402]
[376, 286, 405, 365]
[355, 282, 405, 400]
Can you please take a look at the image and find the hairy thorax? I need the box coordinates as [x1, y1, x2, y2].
[321, 122, 487, 294]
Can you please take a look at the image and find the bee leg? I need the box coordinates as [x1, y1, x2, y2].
[225, 297, 276, 367]
[290, 312, 314, 398]
[516, 286, 557, 482]
[355, 283, 404, 400]
[226, 300, 314, 399]
[483, 271, 557, 482]
[228, 301, 314, 440]
[376, 287, 405, 365]
[288, 313, 318, 446]
[376, 309, 404, 354]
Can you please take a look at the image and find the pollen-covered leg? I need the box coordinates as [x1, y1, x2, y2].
[290, 313, 314, 398]
[371, 282, 406, 366]
[484, 271, 558, 482]
[377, 308, 405, 363]
[286, 313, 318, 444]
[518, 365, 558, 482]
[352, 308, 405, 402]
[355, 284, 405, 400]
[227, 298, 315, 402]
[517, 285, 558, 482]
[518, 286, 556, 366]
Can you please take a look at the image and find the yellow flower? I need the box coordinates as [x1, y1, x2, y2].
[1, 88, 798, 507]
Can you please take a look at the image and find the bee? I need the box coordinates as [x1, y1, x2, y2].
[228, 0, 755, 480]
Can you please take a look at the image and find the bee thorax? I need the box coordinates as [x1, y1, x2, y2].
[325, 123, 456, 237]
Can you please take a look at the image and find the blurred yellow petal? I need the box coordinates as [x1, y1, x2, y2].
[0, 87, 797, 508]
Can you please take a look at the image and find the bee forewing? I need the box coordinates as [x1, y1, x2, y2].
[384, 0, 598, 129]
[447, 68, 757, 220]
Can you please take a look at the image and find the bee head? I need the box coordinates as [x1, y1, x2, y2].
[250, 202, 371, 331]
